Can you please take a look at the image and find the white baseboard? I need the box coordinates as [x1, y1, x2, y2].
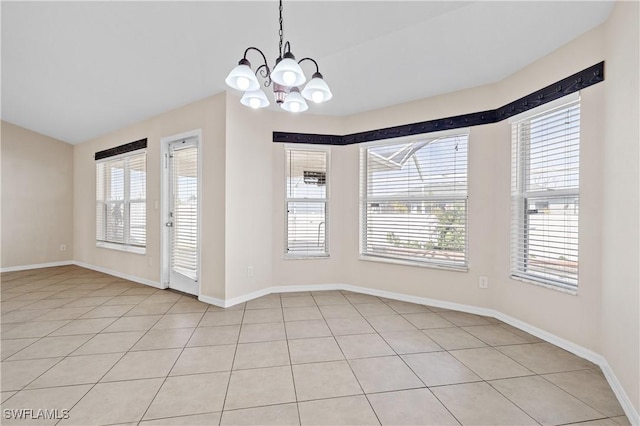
[223, 287, 273, 307]
[72, 261, 165, 289]
[598, 359, 640, 425]
[341, 283, 490, 316]
[223, 284, 344, 308]
[197, 294, 225, 308]
[1, 261, 74, 273]
[271, 283, 344, 294]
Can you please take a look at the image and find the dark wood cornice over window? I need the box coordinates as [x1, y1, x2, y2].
[273, 61, 604, 146]
[95, 138, 148, 161]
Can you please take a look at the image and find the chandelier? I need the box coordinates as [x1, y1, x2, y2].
[224, 0, 332, 113]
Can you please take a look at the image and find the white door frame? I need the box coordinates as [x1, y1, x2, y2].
[160, 129, 202, 295]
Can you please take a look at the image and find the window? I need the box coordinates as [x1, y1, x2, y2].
[285, 148, 329, 258]
[511, 97, 580, 292]
[96, 151, 147, 253]
[360, 132, 468, 269]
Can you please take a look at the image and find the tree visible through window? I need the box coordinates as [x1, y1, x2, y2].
[360, 133, 468, 268]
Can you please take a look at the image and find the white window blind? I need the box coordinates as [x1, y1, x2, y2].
[361, 133, 468, 268]
[171, 144, 198, 280]
[285, 148, 329, 257]
[96, 151, 146, 250]
[511, 99, 580, 292]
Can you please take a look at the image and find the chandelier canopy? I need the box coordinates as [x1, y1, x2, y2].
[225, 0, 332, 112]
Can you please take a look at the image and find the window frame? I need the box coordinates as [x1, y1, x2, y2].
[510, 94, 580, 294]
[96, 149, 147, 255]
[359, 129, 470, 271]
[284, 145, 330, 259]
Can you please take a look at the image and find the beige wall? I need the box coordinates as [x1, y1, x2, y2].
[269, 110, 346, 290]
[489, 26, 606, 350]
[1, 121, 74, 268]
[601, 0, 639, 412]
[223, 96, 275, 299]
[73, 93, 227, 298]
[223, 94, 345, 298]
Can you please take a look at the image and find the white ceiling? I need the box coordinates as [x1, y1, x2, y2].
[1, 1, 614, 144]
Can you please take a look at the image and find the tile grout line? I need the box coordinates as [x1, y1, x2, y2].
[52, 290, 179, 425]
[281, 294, 303, 426]
[352, 292, 532, 426]
[1, 278, 130, 395]
[537, 373, 616, 420]
[61, 286, 183, 422]
[217, 300, 247, 425]
[115, 298, 200, 424]
[0, 269, 144, 425]
[372, 298, 466, 425]
[315, 292, 381, 425]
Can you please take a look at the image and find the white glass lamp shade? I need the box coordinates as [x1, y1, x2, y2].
[271, 53, 306, 87]
[302, 73, 333, 103]
[240, 89, 270, 109]
[281, 88, 308, 113]
[225, 60, 260, 91]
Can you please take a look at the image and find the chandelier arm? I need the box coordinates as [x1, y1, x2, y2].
[243, 46, 269, 68]
[255, 64, 272, 87]
[297, 57, 320, 74]
[243, 46, 272, 82]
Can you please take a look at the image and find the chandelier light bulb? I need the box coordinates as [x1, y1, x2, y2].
[302, 72, 332, 104]
[281, 87, 309, 113]
[240, 89, 270, 109]
[236, 76, 250, 91]
[283, 71, 297, 86]
[249, 98, 261, 109]
[311, 91, 324, 103]
[271, 53, 306, 87]
[225, 60, 260, 92]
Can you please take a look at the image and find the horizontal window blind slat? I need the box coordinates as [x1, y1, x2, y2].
[96, 152, 147, 250]
[511, 101, 580, 290]
[171, 145, 198, 279]
[362, 134, 468, 267]
[286, 148, 329, 257]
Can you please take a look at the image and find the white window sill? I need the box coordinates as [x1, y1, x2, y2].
[359, 255, 468, 273]
[285, 254, 331, 260]
[510, 274, 578, 296]
[96, 241, 146, 255]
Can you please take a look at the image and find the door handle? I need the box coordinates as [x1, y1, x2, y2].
[165, 222, 173, 227]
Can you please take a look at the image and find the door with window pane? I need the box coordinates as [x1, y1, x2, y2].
[167, 138, 199, 295]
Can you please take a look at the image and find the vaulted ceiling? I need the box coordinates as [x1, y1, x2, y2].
[1, 1, 614, 144]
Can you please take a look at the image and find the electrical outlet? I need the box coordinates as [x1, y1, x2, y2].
[59, 244, 67, 252]
[479, 276, 489, 289]
[247, 266, 254, 278]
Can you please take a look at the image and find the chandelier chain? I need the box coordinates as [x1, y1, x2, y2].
[278, 0, 284, 58]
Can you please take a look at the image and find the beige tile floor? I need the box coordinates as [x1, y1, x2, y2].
[0, 265, 631, 426]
